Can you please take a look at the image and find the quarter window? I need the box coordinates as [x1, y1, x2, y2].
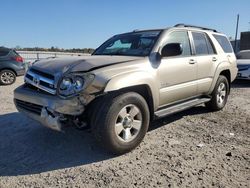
[213, 34, 233, 53]
[164, 31, 191, 56]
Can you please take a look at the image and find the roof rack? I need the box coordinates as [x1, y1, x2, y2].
[133, 29, 140, 32]
[174, 23, 217, 32]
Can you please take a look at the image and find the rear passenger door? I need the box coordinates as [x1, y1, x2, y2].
[190, 32, 218, 94]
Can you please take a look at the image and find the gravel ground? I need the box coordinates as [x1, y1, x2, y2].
[0, 77, 249, 188]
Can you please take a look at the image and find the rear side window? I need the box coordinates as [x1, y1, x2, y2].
[0, 49, 10, 57]
[192, 32, 215, 55]
[213, 34, 233, 53]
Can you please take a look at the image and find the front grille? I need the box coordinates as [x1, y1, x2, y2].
[30, 68, 55, 80]
[237, 65, 249, 71]
[24, 68, 56, 95]
[15, 99, 43, 115]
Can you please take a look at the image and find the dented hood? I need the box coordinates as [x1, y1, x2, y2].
[32, 55, 142, 74]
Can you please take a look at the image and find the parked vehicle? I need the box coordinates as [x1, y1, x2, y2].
[236, 50, 250, 80]
[14, 24, 238, 154]
[0, 47, 25, 85]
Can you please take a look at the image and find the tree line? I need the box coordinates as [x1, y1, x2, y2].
[15, 46, 95, 54]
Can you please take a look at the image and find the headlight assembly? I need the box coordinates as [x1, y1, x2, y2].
[58, 73, 95, 97]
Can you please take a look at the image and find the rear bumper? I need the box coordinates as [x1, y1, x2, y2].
[14, 85, 85, 131]
[12, 62, 26, 76]
[231, 67, 239, 82]
[16, 68, 26, 76]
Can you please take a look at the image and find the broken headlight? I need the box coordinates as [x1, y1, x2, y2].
[58, 73, 95, 97]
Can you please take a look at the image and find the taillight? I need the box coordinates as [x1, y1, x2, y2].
[13, 56, 23, 63]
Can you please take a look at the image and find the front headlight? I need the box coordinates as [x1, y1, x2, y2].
[58, 73, 94, 97]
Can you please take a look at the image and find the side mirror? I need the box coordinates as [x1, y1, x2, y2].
[161, 43, 183, 57]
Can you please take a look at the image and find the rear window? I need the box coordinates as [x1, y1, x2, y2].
[0, 48, 10, 57]
[13, 50, 20, 56]
[213, 34, 233, 53]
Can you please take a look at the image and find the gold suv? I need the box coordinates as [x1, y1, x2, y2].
[14, 24, 238, 154]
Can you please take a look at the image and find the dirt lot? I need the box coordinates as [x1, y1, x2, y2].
[0, 77, 249, 188]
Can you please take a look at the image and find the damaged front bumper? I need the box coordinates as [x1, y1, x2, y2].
[14, 85, 87, 131]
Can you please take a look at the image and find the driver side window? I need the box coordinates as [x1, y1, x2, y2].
[164, 31, 191, 56]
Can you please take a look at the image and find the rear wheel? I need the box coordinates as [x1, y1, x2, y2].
[205, 75, 229, 111]
[0, 70, 16, 85]
[90, 92, 150, 154]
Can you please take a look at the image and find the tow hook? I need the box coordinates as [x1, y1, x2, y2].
[73, 117, 88, 129]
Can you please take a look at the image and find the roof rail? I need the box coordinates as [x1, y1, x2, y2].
[174, 23, 217, 32]
[133, 29, 140, 32]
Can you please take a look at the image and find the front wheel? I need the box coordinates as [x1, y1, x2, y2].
[205, 75, 229, 111]
[91, 92, 150, 154]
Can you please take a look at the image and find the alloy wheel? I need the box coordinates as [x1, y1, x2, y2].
[0, 71, 15, 84]
[115, 104, 142, 142]
[217, 82, 226, 105]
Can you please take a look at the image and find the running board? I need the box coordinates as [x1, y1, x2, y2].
[155, 97, 211, 118]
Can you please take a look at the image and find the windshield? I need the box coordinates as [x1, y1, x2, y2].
[93, 31, 161, 57]
[237, 51, 250, 59]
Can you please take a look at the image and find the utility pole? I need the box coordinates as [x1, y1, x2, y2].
[234, 14, 240, 52]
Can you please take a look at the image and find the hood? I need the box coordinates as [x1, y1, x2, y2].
[32, 55, 142, 75]
[237, 59, 250, 66]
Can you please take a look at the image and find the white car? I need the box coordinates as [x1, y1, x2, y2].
[237, 50, 250, 80]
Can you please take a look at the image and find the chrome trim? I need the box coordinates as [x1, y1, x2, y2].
[28, 70, 54, 85]
[25, 70, 56, 95]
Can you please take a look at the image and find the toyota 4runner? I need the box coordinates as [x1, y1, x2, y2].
[14, 24, 238, 154]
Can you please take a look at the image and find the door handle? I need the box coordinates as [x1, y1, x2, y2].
[189, 59, 196, 64]
[212, 57, 217, 62]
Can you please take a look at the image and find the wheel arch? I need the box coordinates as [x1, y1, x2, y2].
[220, 69, 231, 91]
[103, 72, 159, 113]
[0, 68, 17, 75]
[110, 84, 155, 121]
[208, 61, 233, 94]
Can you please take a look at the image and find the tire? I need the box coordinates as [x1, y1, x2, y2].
[205, 75, 229, 111]
[0, 70, 16, 85]
[90, 92, 150, 154]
